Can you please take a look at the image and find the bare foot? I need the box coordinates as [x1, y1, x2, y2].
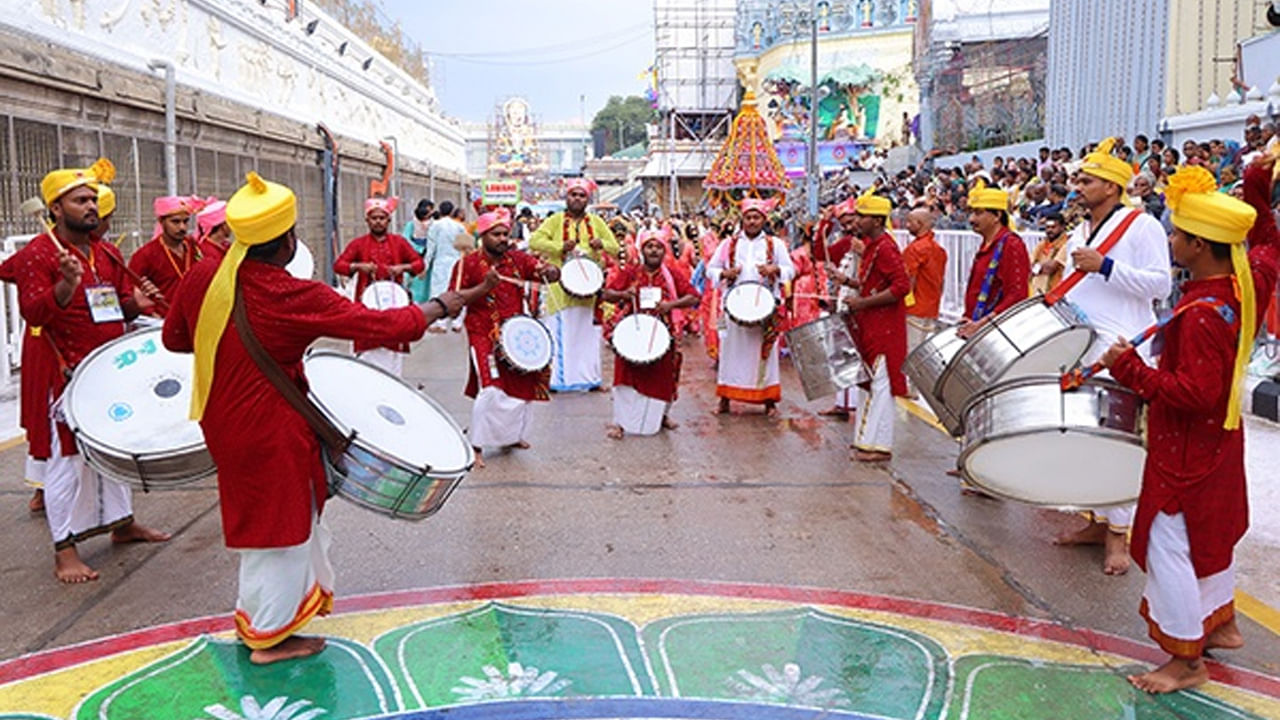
[249, 635, 327, 665]
[1127, 657, 1209, 694]
[29, 488, 45, 514]
[1054, 521, 1107, 547]
[426, 326, 447, 334]
[661, 415, 679, 430]
[473, 448, 486, 469]
[606, 424, 624, 440]
[764, 401, 780, 418]
[818, 407, 849, 418]
[854, 450, 891, 463]
[1103, 530, 1130, 575]
[54, 547, 99, 584]
[505, 440, 531, 450]
[110, 521, 171, 544]
[1205, 618, 1245, 651]
[714, 398, 730, 415]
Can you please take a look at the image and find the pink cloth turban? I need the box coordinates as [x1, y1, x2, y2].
[476, 208, 512, 236]
[739, 198, 778, 217]
[196, 200, 227, 237]
[563, 178, 598, 197]
[364, 196, 399, 216]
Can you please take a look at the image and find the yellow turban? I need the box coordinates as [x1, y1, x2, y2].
[40, 157, 115, 206]
[1165, 165, 1257, 430]
[967, 178, 1008, 212]
[97, 185, 116, 218]
[1080, 137, 1134, 188]
[854, 190, 892, 217]
[189, 172, 297, 420]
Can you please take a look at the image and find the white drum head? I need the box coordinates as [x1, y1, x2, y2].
[63, 328, 204, 454]
[305, 351, 472, 473]
[963, 432, 1144, 507]
[1002, 327, 1094, 377]
[500, 315, 553, 372]
[361, 281, 410, 310]
[560, 258, 604, 297]
[612, 314, 671, 364]
[725, 282, 776, 324]
[286, 241, 315, 280]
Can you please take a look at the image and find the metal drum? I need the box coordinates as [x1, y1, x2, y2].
[498, 315, 553, 373]
[560, 257, 604, 299]
[723, 281, 777, 326]
[934, 297, 1094, 434]
[785, 314, 864, 401]
[612, 313, 672, 365]
[286, 240, 315, 280]
[62, 327, 214, 488]
[902, 324, 967, 434]
[361, 280, 410, 310]
[305, 350, 473, 521]
[959, 375, 1146, 507]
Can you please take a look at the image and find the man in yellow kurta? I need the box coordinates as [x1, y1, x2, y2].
[528, 178, 620, 391]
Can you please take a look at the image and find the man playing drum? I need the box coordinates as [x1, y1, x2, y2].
[163, 173, 481, 664]
[957, 180, 1030, 339]
[11, 159, 170, 583]
[707, 199, 795, 417]
[128, 194, 204, 315]
[452, 208, 560, 468]
[528, 178, 620, 392]
[831, 192, 910, 463]
[1099, 158, 1278, 694]
[601, 227, 700, 439]
[819, 199, 863, 419]
[1052, 138, 1173, 575]
[334, 197, 425, 377]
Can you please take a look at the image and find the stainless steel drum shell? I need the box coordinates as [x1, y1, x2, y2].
[935, 298, 1094, 435]
[76, 440, 216, 490]
[785, 314, 864, 401]
[902, 325, 967, 435]
[324, 442, 465, 521]
[959, 375, 1146, 508]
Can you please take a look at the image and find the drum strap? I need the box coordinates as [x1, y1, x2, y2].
[1044, 209, 1141, 305]
[231, 281, 353, 455]
[971, 234, 1007, 321]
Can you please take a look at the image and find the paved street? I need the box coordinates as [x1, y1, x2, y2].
[0, 331, 1278, 719]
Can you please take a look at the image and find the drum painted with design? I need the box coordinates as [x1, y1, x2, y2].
[498, 315, 553, 373]
[305, 350, 473, 521]
[560, 257, 604, 298]
[723, 281, 777, 326]
[62, 327, 214, 488]
[612, 313, 672, 365]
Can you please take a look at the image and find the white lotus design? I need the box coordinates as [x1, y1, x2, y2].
[727, 662, 851, 707]
[451, 661, 572, 701]
[197, 695, 326, 720]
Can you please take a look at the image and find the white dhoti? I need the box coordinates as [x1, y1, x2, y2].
[469, 386, 533, 449]
[235, 514, 335, 649]
[44, 416, 132, 549]
[1140, 511, 1236, 657]
[549, 305, 602, 391]
[357, 348, 405, 377]
[612, 385, 668, 436]
[716, 322, 781, 403]
[25, 456, 46, 489]
[853, 356, 894, 454]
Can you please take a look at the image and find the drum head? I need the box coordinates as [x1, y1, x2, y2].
[305, 351, 473, 474]
[962, 431, 1144, 507]
[286, 241, 315, 280]
[63, 328, 204, 454]
[361, 281, 411, 310]
[500, 316, 553, 371]
[612, 314, 671, 364]
[1001, 326, 1094, 377]
[725, 282, 776, 323]
[561, 258, 604, 296]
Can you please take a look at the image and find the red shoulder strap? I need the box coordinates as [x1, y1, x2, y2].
[1044, 209, 1141, 305]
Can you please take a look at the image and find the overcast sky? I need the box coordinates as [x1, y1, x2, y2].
[383, 0, 657, 125]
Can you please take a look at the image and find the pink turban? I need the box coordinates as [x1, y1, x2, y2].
[154, 195, 194, 219]
[476, 208, 512, 236]
[196, 200, 227, 238]
[563, 178, 598, 197]
[637, 225, 672, 253]
[364, 196, 399, 216]
[739, 197, 778, 217]
[834, 196, 859, 218]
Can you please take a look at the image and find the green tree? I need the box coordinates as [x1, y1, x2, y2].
[591, 96, 656, 156]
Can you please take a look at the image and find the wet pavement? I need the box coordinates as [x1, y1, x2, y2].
[0, 330, 1278, 719]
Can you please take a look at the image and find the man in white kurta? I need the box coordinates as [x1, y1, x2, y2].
[1053, 137, 1172, 575]
[707, 200, 795, 417]
[527, 178, 620, 392]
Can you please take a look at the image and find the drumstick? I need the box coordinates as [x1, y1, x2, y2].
[645, 313, 659, 354]
[34, 204, 172, 312]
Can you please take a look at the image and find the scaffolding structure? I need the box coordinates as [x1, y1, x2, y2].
[652, 0, 739, 214]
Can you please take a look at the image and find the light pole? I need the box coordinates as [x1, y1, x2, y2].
[806, 0, 819, 220]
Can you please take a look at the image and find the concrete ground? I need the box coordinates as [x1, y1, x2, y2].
[0, 330, 1277, 716]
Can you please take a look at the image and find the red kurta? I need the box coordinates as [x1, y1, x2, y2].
[607, 263, 699, 402]
[128, 237, 200, 316]
[162, 259, 428, 548]
[1111, 161, 1280, 578]
[333, 233, 426, 353]
[451, 249, 550, 402]
[13, 233, 134, 457]
[851, 232, 911, 397]
[963, 227, 1030, 321]
[198, 240, 228, 262]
